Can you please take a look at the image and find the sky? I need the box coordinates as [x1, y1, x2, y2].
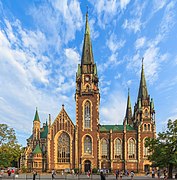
[0, 0, 177, 146]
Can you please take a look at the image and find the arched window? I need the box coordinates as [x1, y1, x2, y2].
[128, 138, 136, 159]
[114, 138, 122, 159]
[148, 124, 151, 131]
[84, 135, 92, 154]
[144, 124, 147, 131]
[144, 138, 150, 157]
[84, 101, 91, 128]
[145, 109, 149, 117]
[101, 139, 109, 159]
[58, 132, 70, 163]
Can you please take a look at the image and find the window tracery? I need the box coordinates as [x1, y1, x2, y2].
[58, 132, 70, 163]
[114, 138, 122, 159]
[128, 138, 136, 159]
[84, 101, 91, 128]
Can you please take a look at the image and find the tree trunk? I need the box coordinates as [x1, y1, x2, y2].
[168, 163, 173, 179]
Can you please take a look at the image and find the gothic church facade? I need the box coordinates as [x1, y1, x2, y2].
[22, 13, 156, 173]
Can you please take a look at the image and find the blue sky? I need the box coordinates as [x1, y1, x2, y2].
[0, 0, 177, 146]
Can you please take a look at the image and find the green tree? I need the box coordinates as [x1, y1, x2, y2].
[146, 119, 177, 179]
[0, 124, 22, 168]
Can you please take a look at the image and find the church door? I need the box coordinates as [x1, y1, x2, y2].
[84, 160, 91, 172]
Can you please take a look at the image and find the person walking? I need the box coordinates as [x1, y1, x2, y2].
[115, 169, 119, 179]
[152, 168, 155, 178]
[33, 170, 37, 180]
[157, 169, 160, 179]
[130, 171, 134, 180]
[100, 171, 106, 180]
[120, 171, 123, 180]
[52, 169, 56, 179]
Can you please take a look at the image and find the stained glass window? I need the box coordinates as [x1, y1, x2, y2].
[101, 139, 109, 159]
[114, 138, 122, 159]
[84, 135, 92, 154]
[84, 101, 91, 128]
[128, 138, 136, 159]
[58, 132, 70, 163]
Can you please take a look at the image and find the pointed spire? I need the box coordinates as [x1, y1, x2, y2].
[34, 107, 40, 122]
[49, 114, 51, 126]
[138, 58, 148, 100]
[125, 88, 132, 124]
[81, 10, 94, 65]
[150, 98, 154, 111]
[33, 144, 42, 154]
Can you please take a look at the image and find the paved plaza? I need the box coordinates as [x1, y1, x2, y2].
[0, 174, 175, 180]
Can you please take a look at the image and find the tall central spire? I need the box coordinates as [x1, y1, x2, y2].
[138, 58, 148, 100]
[81, 11, 94, 65]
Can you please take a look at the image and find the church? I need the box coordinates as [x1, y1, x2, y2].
[22, 13, 156, 173]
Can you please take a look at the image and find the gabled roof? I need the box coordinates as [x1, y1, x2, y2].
[100, 124, 135, 132]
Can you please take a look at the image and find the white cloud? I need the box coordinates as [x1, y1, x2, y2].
[89, 18, 99, 40]
[122, 1, 147, 33]
[175, 56, 177, 65]
[114, 73, 121, 80]
[100, 90, 126, 124]
[88, 0, 121, 29]
[128, 1, 176, 84]
[29, 0, 83, 46]
[135, 37, 146, 50]
[122, 18, 142, 33]
[120, 0, 131, 9]
[106, 33, 126, 53]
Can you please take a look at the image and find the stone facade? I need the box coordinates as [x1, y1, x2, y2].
[22, 13, 156, 173]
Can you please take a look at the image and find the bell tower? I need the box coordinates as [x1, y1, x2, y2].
[75, 12, 100, 172]
[133, 58, 156, 172]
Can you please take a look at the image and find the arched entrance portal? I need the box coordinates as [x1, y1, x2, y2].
[84, 160, 91, 172]
[144, 164, 150, 172]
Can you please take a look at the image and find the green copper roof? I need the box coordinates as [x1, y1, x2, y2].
[125, 89, 132, 123]
[100, 125, 135, 132]
[81, 12, 94, 65]
[40, 123, 48, 138]
[138, 58, 148, 100]
[34, 108, 40, 122]
[33, 144, 42, 154]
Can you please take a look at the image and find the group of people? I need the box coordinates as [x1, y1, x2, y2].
[7, 168, 15, 176]
[115, 169, 134, 180]
[146, 168, 168, 179]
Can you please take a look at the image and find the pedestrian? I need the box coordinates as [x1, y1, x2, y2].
[52, 169, 56, 179]
[163, 169, 167, 180]
[130, 171, 134, 180]
[120, 171, 123, 180]
[7, 169, 11, 176]
[115, 169, 119, 179]
[33, 170, 37, 180]
[100, 171, 106, 180]
[11, 169, 15, 176]
[87, 170, 91, 178]
[152, 168, 155, 178]
[157, 169, 160, 179]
